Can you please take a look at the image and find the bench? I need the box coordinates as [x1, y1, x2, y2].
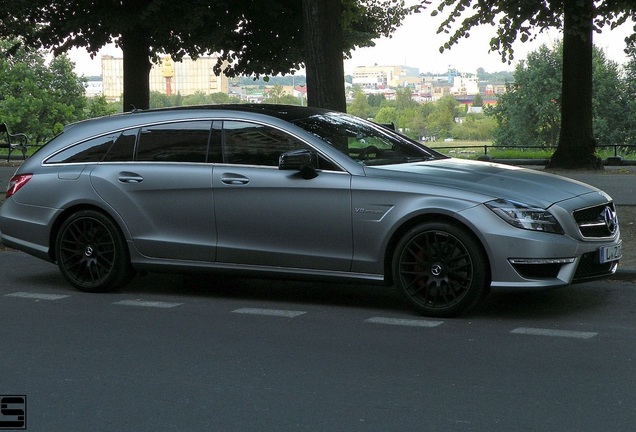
[0, 123, 28, 162]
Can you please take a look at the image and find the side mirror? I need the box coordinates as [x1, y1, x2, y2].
[279, 149, 318, 179]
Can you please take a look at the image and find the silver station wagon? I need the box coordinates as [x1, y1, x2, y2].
[0, 104, 622, 317]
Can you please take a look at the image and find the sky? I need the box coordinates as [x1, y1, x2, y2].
[68, 9, 634, 77]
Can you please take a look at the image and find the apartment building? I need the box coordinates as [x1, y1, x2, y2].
[101, 54, 229, 101]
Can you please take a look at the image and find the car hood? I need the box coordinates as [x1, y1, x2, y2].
[366, 158, 602, 208]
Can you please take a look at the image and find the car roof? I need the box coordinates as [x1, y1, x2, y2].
[60, 104, 335, 138]
[157, 104, 333, 122]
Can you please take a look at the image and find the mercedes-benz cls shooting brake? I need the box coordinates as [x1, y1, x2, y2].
[0, 104, 622, 317]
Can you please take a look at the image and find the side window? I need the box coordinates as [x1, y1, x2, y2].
[222, 121, 340, 170]
[46, 134, 117, 164]
[103, 129, 137, 162]
[137, 121, 212, 162]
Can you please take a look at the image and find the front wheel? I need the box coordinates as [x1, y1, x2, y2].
[55, 210, 133, 292]
[392, 222, 489, 317]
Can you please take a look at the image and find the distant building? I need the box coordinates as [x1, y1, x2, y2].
[450, 73, 479, 96]
[352, 65, 420, 89]
[83, 81, 103, 98]
[101, 55, 229, 101]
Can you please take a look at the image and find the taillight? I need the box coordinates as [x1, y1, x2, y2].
[6, 174, 32, 199]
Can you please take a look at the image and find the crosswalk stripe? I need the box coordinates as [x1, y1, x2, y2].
[365, 317, 444, 328]
[113, 300, 183, 308]
[511, 327, 598, 339]
[232, 307, 306, 318]
[5, 292, 70, 301]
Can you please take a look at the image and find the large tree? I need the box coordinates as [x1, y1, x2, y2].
[1, 1, 411, 112]
[489, 42, 628, 150]
[420, 0, 636, 169]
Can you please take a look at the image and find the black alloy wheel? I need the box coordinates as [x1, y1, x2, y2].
[393, 222, 489, 317]
[55, 210, 133, 292]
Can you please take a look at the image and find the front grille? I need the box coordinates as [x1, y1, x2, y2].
[573, 203, 618, 238]
[573, 251, 617, 281]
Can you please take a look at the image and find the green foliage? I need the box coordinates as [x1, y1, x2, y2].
[472, 93, 484, 108]
[419, 0, 635, 65]
[374, 106, 399, 126]
[451, 113, 497, 141]
[591, 48, 630, 146]
[488, 42, 631, 148]
[395, 87, 418, 110]
[0, 41, 87, 143]
[419, 0, 636, 169]
[86, 96, 118, 118]
[348, 87, 372, 119]
[149, 91, 241, 109]
[367, 93, 386, 107]
[624, 46, 636, 145]
[265, 84, 301, 105]
[0, 1, 413, 79]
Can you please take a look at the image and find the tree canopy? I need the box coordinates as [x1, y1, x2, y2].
[488, 42, 630, 150]
[1, 0, 411, 111]
[0, 40, 95, 143]
[418, 0, 636, 169]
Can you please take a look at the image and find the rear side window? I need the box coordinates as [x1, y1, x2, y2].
[103, 129, 137, 162]
[137, 121, 212, 162]
[46, 134, 117, 164]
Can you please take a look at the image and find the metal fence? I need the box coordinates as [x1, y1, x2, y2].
[430, 143, 636, 165]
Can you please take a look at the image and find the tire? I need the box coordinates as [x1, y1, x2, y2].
[55, 210, 133, 293]
[392, 222, 489, 317]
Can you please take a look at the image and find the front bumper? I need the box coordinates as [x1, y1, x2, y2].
[459, 203, 621, 289]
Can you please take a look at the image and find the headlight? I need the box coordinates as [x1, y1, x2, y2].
[486, 199, 564, 234]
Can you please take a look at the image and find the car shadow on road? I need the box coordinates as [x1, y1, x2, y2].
[124, 271, 412, 312]
[8, 262, 615, 319]
[471, 284, 613, 320]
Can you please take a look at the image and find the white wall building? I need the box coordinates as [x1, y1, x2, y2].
[101, 55, 229, 101]
[352, 65, 420, 89]
[450, 73, 480, 95]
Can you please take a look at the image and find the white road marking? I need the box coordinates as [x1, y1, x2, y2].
[113, 300, 183, 308]
[365, 317, 444, 328]
[5, 292, 70, 301]
[232, 307, 306, 318]
[511, 327, 598, 339]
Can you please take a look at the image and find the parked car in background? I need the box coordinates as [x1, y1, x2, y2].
[0, 104, 622, 317]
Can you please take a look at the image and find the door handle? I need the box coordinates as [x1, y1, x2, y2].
[221, 173, 249, 185]
[118, 172, 144, 183]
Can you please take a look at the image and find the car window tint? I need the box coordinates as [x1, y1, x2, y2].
[46, 134, 117, 164]
[102, 129, 137, 162]
[222, 121, 340, 170]
[137, 121, 211, 162]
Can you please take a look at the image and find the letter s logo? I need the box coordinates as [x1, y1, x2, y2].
[0, 396, 26, 429]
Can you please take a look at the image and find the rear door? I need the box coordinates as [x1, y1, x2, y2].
[90, 121, 217, 262]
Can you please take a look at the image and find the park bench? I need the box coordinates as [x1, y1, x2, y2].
[0, 123, 28, 162]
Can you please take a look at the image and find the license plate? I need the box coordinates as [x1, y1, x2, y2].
[599, 243, 622, 263]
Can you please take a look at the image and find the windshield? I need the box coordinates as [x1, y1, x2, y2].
[291, 112, 447, 166]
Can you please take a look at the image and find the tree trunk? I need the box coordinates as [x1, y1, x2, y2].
[302, 0, 346, 112]
[546, 0, 602, 170]
[121, 30, 152, 112]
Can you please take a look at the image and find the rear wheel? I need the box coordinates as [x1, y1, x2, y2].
[392, 222, 489, 317]
[55, 210, 133, 292]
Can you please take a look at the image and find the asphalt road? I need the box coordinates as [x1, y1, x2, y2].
[1, 251, 635, 431]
